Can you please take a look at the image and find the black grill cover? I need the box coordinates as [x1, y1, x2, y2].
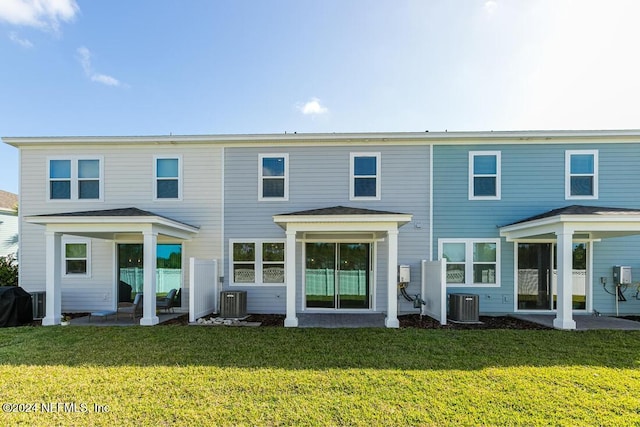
[0, 287, 33, 327]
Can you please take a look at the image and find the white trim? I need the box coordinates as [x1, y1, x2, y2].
[438, 238, 501, 288]
[61, 236, 91, 278]
[468, 151, 501, 200]
[229, 239, 286, 286]
[47, 156, 104, 202]
[153, 155, 183, 201]
[350, 152, 381, 201]
[565, 149, 598, 200]
[429, 144, 433, 261]
[258, 153, 289, 201]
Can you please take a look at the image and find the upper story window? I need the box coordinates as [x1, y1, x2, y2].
[48, 157, 103, 201]
[154, 156, 181, 200]
[259, 154, 288, 201]
[566, 150, 598, 199]
[350, 152, 381, 200]
[469, 151, 501, 200]
[439, 238, 500, 287]
[62, 237, 91, 277]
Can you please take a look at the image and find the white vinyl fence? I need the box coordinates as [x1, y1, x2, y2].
[189, 258, 219, 323]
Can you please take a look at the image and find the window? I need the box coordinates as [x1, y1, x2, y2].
[566, 150, 598, 199]
[439, 238, 500, 287]
[350, 152, 381, 200]
[469, 151, 501, 200]
[154, 156, 181, 200]
[230, 240, 285, 285]
[62, 238, 90, 277]
[259, 154, 288, 200]
[48, 157, 103, 201]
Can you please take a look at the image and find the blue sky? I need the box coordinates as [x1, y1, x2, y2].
[1, 0, 640, 195]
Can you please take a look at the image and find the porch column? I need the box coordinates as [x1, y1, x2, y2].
[554, 227, 576, 330]
[385, 228, 399, 328]
[140, 231, 159, 326]
[284, 229, 298, 327]
[42, 231, 62, 326]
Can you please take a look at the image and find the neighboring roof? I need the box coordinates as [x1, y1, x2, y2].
[0, 190, 17, 212]
[4, 129, 640, 147]
[504, 205, 640, 227]
[278, 206, 406, 216]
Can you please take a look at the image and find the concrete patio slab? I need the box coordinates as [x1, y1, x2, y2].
[297, 313, 386, 328]
[512, 314, 640, 330]
[62, 311, 185, 326]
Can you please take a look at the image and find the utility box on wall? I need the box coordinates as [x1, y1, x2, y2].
[613, 266, 632, 285]
[398, 265, 411, 283]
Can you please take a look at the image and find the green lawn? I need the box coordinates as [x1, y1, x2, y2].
[1, 326, 639, 426]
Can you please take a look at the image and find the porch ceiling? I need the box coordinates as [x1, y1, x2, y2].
[499, 205, 640, 241]
[25, 207, 200, 240]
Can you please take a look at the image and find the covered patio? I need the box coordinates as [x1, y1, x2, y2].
[500, 205, 640, 330]
[273, 206, 412, 328]
[25, 207, 199, 326]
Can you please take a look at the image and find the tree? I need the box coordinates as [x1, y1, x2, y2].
[0, 254, 18, 286]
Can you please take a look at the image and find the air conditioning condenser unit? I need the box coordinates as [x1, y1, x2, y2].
[220, 291, 247, 318]
[448, 293, 479, 322]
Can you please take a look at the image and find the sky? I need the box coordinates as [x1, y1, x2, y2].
[1, 0, 640, 195]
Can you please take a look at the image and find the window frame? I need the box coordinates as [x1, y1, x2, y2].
[438, 238, 501, 288]
[153, 155, 183, 201]
[62, 236, 91, 278]
[47, 156, 104, 202]
[258, 153, 289, 201]
[565, 150, 598, 200]
[350, 152, 381, 201]
[468, 151, 501, 200]
[229, 239, 286, 286]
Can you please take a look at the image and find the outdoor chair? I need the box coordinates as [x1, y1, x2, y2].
[156, 288, 177, 313]
[117, 293, 143, 320]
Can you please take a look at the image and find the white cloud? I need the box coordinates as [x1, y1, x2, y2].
[0, 0, 79, 33]
[76, 46, 122, 87]
[8, 31, 33, 48]
[484, 1, 498, 16]
[298, 98, 328, 115]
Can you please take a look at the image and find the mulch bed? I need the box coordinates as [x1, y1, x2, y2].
[161, 313, 550, 329]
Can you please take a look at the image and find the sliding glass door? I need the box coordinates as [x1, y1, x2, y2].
[117, 243, 182, 302]
[517, 242, 587, 310]
[305, 242, 371, 309]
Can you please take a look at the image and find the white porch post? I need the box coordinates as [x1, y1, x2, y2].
[554, 227, 576, 330]
[140, 231, 159, 326]
[385, 228, 399, 328]
[42, 231, 62, 326]
[284, 229, 298, 327]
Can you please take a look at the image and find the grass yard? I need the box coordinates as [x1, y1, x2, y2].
[0, 326, 639, 426]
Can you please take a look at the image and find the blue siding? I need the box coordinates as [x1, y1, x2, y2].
[434, 143, 640, 314]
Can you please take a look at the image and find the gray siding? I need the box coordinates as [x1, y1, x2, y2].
[224, 144, 431, 314]
[433, 143, 640, 314]
[19, 144, 223, 312]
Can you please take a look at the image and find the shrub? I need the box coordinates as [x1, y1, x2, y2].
[0, 254, 18, 286]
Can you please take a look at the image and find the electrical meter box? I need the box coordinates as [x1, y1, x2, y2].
[398, 265, 411, 283]
[613, 266, 632, 285]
